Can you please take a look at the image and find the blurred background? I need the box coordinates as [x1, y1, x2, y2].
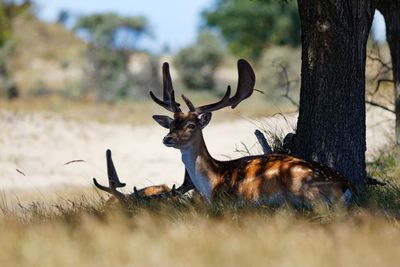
[0, 0, 388, 102]
[0, 0, 393, 198]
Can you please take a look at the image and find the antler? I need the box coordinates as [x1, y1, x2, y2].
[93, 150, 194, 202]
[181, 59, 255, 114]
[93, 149, 127, 202]
[149, 62, 181, 112]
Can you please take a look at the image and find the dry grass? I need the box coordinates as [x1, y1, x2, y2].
[0, 94, 293, 125]
[1, 172, 400, 267]
[0, 131, 399, 267]
[0, 201, 399, 267]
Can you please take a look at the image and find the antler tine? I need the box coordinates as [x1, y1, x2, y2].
[169, 90, 180, 113]
[162, 62, 173, 101]
[187, 59, 255, 114]
[133, 186, 139, 198]
[149, 62, 181, 112]
[106, 149, 126, 188]
[171, 184, 177, 197]
[93, 149, 126, 201]
[191, 86, 231, 114]
[149, 91, 174, 112]
[181, 94, 196, 112]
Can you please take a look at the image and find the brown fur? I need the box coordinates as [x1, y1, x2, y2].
[138, 184, 171, 197]
[104, 184, 173, 206]
[213, 154, 349, 203]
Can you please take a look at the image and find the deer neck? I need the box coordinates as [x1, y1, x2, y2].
[180, 133, 218, 202]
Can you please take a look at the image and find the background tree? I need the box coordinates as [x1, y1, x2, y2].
[174, 31, 225, 90]
[74, 13, 157, 100]
[203, 0, 300, 61]
[0, 0, 31, 98]
[377, 1, 400, 161]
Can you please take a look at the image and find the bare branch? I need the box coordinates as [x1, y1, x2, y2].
[367, 54, 392, 71]
[373, 79, 395, 94]
[365, 101, 395, 114]
[254, 130, 272, 154]
[275, 62, 299, 108]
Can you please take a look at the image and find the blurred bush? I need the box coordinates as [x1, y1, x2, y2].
[174, 31, 225, 90]
[203, 0, 300, 61]
[0, 0, 31, 99]
[74, 13, 159, 101]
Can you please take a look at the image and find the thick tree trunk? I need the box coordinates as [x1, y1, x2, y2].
[292, 1, 376, 187]
[377, 1, 400, 161]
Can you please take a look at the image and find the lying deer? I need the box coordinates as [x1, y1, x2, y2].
[150, 59, 352, 206]
[93, 149, 194, 204]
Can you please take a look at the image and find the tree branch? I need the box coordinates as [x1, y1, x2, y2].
[373, 79, 395, 94]
[365, 100, 395, 114]
[254, 129, 272, 154]
[275, 62, 299, 107]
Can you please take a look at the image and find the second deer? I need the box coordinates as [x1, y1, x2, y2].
[93, 149, 194, 204]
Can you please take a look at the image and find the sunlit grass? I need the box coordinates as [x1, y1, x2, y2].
[1, 172, 400, 267]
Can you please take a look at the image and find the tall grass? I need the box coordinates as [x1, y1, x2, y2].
[1, 142, 400, 266]
[1, 179, 400, 267]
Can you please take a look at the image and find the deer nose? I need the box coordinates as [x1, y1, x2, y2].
[163, 136, 173, 145]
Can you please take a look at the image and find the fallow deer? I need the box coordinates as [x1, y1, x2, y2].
[93, 149, 194, 204]
[150, 59, 352, 207]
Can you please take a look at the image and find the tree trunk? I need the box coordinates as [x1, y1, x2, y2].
[292, 1, 377, 188]
[377, 1, 400, 161]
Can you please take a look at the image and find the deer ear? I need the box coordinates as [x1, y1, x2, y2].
[152, 115, 173, 129]
[199, 113, 212, 129]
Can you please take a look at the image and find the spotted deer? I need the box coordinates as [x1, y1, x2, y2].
[93, 149, 194, 204]
[150, 59, 352, 206]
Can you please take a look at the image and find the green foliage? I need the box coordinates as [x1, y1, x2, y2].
[0, 0, 31, 47]
[74, 13, 157, 101]
[174, 31, 225, 90]
[0, 0, 31, 98]
[74, 12, 150, 49]
[203, 0, 300, 60]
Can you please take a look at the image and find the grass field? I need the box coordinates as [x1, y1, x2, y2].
[0, 88, 397, 267]
[1, 146, 400, 267]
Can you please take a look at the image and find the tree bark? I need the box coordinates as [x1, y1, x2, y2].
[377, 1, 400, 161]
[292, 1, 377, 187]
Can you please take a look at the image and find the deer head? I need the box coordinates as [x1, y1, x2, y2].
[151, 59, 255, 149]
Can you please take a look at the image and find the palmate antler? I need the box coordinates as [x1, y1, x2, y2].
[93, 149, 194, 203]
[150, 59, 256, 114]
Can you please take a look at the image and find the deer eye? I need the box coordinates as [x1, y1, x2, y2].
[187, 123, 196, 130]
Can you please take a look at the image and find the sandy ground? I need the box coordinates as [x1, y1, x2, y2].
[0, 107, 394, 193]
